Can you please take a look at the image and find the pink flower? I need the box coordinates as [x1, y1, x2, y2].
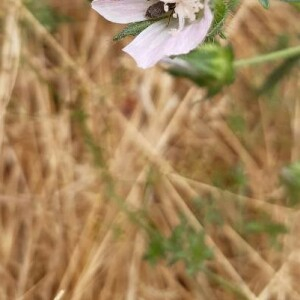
[92, 0, 213, 68]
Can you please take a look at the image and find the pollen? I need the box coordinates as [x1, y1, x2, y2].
[162, 0, 205, 31]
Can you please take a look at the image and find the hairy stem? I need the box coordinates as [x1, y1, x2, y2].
[234, 45, 300, 68]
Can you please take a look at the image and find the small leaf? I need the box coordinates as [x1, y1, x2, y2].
[144, 232, 166, 265]
[259, 0, 270, 8]
[281, 161, 300, 206]
[144, 217, 213, 275]
[24, 0, 70, 32]
[258, 55, 300, 95]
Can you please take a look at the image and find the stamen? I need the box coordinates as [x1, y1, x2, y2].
[161, 0, 205, 32]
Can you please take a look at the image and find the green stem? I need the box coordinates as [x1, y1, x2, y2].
[234, 45, 300, 68]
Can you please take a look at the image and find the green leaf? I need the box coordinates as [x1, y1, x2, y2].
[144, 217, 213, 274]
[244, 220, 288, 235]
[281, 0, 300, 10]
[259, 0, 270, 8]
[281, 161, 300, 206]
[24, 0, 70, 32]
[258, 55, 300, 95]
[143, 232, 166, 265]
[185, 232, 214, 275]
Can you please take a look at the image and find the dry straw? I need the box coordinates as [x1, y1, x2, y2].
[0, 0, 300, 299]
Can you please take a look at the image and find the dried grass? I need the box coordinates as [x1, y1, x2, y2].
[0, 0, 300, 299]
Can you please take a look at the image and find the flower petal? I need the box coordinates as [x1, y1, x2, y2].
[123, 1, 213, 68]
[91, 0, 153, 24]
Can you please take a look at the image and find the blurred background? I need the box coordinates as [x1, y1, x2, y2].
[0, 0, 300, 299]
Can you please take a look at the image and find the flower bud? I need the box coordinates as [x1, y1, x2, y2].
[164, 43, 235, 96]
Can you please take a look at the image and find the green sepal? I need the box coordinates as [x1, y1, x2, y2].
[206, 0, 238, 41]
[113, 18, 163, 41]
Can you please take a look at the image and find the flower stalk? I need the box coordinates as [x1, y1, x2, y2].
[234, 45, 300, 68]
